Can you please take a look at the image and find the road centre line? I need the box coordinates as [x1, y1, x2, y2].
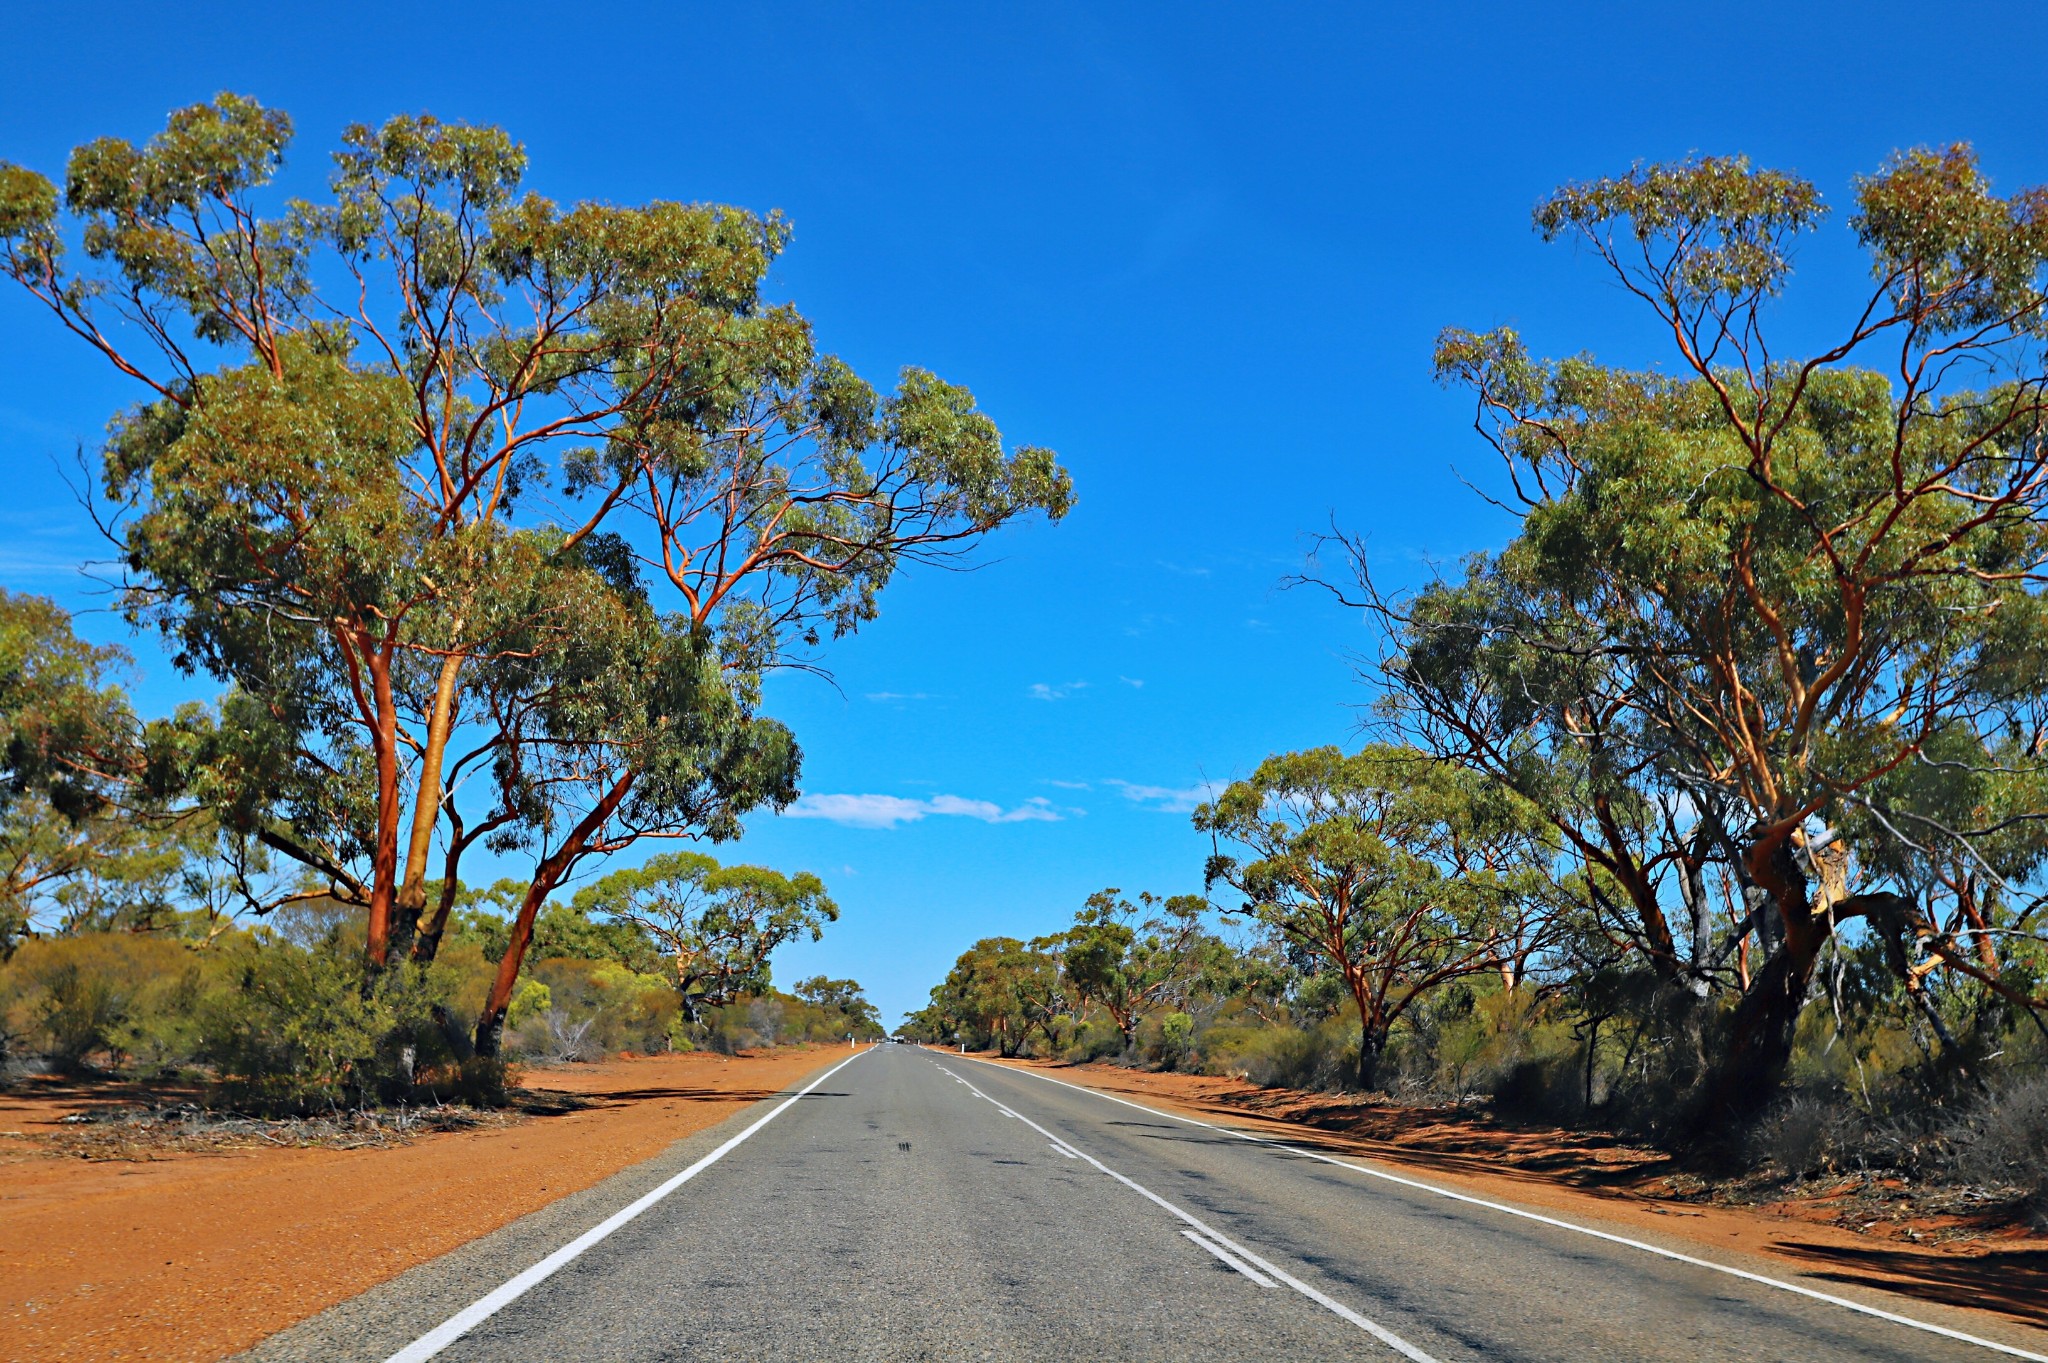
[1182, 1228, 1279, 1287]
[967, 1056, 2048, 1363]
[932, 1059, 1439, 1362]
[384, 1047, 872, 1363]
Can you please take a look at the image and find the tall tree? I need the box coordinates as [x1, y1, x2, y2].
[570, 850, 837, 1028]
[1357, 148, 2048, 1121]
[0, 592, 205, 949]
[1197, 745, 1552, 1090]
[0, 95, 1071, 994]
[1053, 889, 1212, 1051]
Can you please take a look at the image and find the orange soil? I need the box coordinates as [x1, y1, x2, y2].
[990, 1057, 2048, 1333]
[0, 1046, 843, 1363]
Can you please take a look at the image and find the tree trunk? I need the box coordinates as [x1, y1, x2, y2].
[1592, 793, 1683, 982]
[472, 773, 636, 1057]
[1703, 943, 1811, 1127]
[410, 860, 464, 966]
[1356, 1024, 1387, 1092]
[361, 637, 405, 971]
[473, 873, 554, 1060]
[1700, 828, 1897, 1130]
[391, 650, 465, 961]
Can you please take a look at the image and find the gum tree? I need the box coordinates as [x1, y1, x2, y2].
[1053, 889, 1213, 1052]
[1197, 745, 1553, 1091]
[568, 851, 837, 1029]
[0, 95, 1071, 998]
[1362, 149, 2048, 1120]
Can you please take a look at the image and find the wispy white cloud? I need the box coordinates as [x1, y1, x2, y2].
[782, 792, 1063, 829]
[1107, 778, 1229, 814]
[1042, 778, 1092, 791]
[1028, 680, 1090, 701]
[865, 691, 932, 703]
[1118, 675, 1145, 689]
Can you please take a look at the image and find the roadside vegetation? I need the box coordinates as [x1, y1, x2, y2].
[907, 147, 2048, 1231]
[0, 94, 1061, 1113]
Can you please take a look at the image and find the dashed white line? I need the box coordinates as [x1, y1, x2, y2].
[384, 1048, 871, 1363]
[967, 1057, 2048, 1363]
[933, 1059, 1439, 1362]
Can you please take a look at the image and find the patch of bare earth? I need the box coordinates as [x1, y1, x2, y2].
[0, 1046, 843, 1363]
[990, 1058, 2048, 1333]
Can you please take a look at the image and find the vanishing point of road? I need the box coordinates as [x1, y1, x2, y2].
[246, 1044, 2048, 1363]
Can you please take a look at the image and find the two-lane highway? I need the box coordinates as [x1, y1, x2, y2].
[253, 1044, 2048, 1362]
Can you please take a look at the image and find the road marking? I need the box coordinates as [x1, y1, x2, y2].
[933, 1060, 1438, 1362]
[385, 1048, 871, 1363]
[969, 1057, 2048, 1363]
[1182, 1228, 1278, 1287]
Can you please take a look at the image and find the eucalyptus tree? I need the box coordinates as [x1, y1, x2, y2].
[0, 593, 140, 947]
[1, 94, 1072, 993]
[928, 937, 1062, 1057]
[1054, 889, 1213, 1051]
[1197, 745, 1554, 1091]
[0, 592, 221, 948]
[569, 850, 837, 1028]
[1356, 148, 2048, 1119]
[793, 976, 884, 1038]
[0, 95, 790, 966]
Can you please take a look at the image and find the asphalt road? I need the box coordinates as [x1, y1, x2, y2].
[248, 1044, 2048, 1363]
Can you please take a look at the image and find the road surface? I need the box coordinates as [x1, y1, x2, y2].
[247, 1044, 2048, 1363]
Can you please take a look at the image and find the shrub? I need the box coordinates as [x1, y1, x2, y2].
[1202, 1018, 1355, 1091]
[1747, 1091, 1869, 1177]
[0, 933, 211, 1074]
[1157, 1012, 1196, 1071]
[196, 937, 483, 1112]
[1949, 1073, 2048, 1226]
[508, 958, 676, 1061]
[1060, 1020, 1125, 1065]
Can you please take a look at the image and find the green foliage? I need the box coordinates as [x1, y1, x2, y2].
[793, 976, 884, 1037]
[695, 986, 885, 1054]
[508, 957, 676, 1061]
[1, 95, 1071, 1030]
[924, 936, 1065, 1057]
[0, 592, 178, 950]
[570, 851, 837, 1022]
[0, 933, 205, 1073]
[1198, 745, 1553, 1089]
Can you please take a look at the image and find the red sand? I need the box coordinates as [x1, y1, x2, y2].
[0, 1047, 842, 1362]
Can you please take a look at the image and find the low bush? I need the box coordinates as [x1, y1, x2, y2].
[1060, 1020, 1126, 1065]
[1201, 1017, 1356, 1091]
[1948, 1073, 2048, 1226]
[0, 933, 214, 1075]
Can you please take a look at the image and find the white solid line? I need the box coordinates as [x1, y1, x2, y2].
[1048, 1142, 1079, 1159]
[971, 1058, 2048, 1363]
[385, 1047, 871, 1363]
[1181, 1228, 1278, 1287]
[937, 1061, 1438, 1362]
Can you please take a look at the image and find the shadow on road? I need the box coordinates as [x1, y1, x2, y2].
[1776, 1242, 2048, 1331]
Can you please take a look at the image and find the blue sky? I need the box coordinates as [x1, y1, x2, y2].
[7, 1, 2048, 1024]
